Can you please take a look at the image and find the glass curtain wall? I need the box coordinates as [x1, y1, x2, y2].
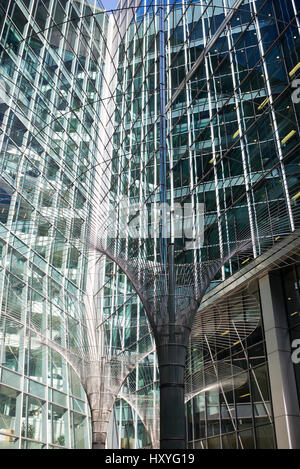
[165, 0, 300, 448]
[0, 0, 108, 449]
[101, 0, 300, 448]
[98, 0, 161, 449]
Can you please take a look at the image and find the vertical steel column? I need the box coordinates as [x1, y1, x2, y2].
[159, 0, 168, 266]
[168, 243, 176, 343]
[158, 342, 187, 449]
[157, 0, 187, 448]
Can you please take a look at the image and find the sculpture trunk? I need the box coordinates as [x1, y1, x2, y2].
[158, 343, 187, 449]
[85, 361, 113, 450]
[91, 408, 109, 449]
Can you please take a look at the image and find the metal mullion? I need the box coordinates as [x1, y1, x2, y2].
[290, 0, 300, 34]
[146, 6, 157, 267]
[136, 6, 147, 338]
[183, 0, 199, 273]
[21, 6, 55, 264]
[134, 356, 139, 449]
[211, 55, 232, 277]
[39, 0, 66, 168]
[208, 55, 225, 276]
[72, 2, 90, 182]
[107, 18, 130, 360]
[205, 334, 243, 448]
[0, 0, 11, 40]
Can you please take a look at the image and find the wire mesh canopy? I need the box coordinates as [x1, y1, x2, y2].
[0, 0, 299, 350]
[2, 158, 300, 449]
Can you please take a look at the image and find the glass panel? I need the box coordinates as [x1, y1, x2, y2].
[1, 368, 21, 389]
[29, 380, 45, 399]
[0, 318, 23, 372]
[25, 337, 45, 383]
[238, 429, 255, 449]
[48, 350, 64, 392]
[21, 396, 44, 441]
[69, 366, 83, 399]
[207, 436, 221, 449]
[256, 424, 276, 449]
[49, 404, 68, 447]
[0, 385, 18, 436]
[52, 390, 66, 407]
[71, 412, 86, 449]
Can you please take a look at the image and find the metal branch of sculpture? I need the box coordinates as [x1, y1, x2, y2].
[46, 312, 155, 449]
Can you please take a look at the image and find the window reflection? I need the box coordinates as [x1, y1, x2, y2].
[71, 412, 86, 449]
[0, 318, 22, 372]
[0, 385, 18, 437]
[22, 396, 43, 441]
[25, 336, 45, 382]
[49, 404, 67, 447]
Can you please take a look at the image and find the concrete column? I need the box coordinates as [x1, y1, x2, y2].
[259, 272, 300, 448]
